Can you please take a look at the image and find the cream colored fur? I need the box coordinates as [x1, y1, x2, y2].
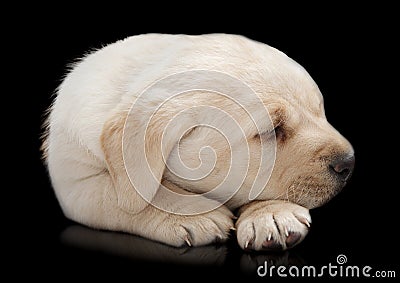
[43, 34, 353, 250]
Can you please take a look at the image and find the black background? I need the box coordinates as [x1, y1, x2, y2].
[16, 6, 398, 281]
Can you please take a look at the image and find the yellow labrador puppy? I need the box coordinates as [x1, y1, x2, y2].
[42, 34, 354, 251]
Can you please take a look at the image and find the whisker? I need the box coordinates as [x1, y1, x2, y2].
[291, 177, 302, 204]
[298, 177, 312, 205]
[303, 178, 312, 203]
[271, 188, 288, 201]
[298, 178, 307, 204]
[297, 178, 307, 204]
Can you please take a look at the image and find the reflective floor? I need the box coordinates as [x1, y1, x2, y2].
[61, 224, 309, 275]
[46, 193, 399, 280]
[61, 225, 228, 266]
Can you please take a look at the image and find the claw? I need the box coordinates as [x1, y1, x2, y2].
[185, 237, 192, 247]
[268, 233, 272, 241]
[245, 240, 249, 249]
[296, 215, 311, 228]
[230, 227, 236, 231]
[285, 228, 289, 237]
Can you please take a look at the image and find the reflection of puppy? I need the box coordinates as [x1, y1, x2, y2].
[42, 34, 354, 251]
[61, 225, 226, 265]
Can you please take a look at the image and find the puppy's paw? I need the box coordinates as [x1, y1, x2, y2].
[156, 205, 235, 247]
[236, 200, 311, 251]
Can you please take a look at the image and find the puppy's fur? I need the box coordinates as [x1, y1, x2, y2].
[42, 34, 354, 251]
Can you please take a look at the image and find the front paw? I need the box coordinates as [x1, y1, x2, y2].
[236, 200, 311, 251]
[148, 204, 235, 248]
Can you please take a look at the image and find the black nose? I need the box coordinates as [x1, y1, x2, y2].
[329, 154, 355, 181]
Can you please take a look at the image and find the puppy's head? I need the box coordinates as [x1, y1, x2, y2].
[133, 43, 353, 212]
[252, 84, 354, 209]
[252, 56, 354, 209]
[160, 67, 353, 210]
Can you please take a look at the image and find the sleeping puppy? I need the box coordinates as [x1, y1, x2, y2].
[42, 34, 354, 251]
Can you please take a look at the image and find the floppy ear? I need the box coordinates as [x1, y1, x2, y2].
[101, 107, 193, 214]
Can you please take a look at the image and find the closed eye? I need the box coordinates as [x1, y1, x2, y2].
[254, 124, 285, 140]
[274, 125, 285, 140]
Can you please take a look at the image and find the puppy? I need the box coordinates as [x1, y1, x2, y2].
[42, 34, 354, 251]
